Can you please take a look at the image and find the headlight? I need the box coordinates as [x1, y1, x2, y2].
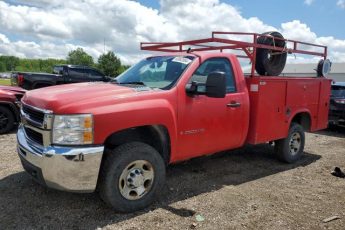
[52, 114, 93, 145]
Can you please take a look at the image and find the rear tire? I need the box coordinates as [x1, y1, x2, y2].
[0, 106, 15, 134]
[275, 123, 305, 163]
[255, 31, 287, 76]
[98, 142, 166, 213]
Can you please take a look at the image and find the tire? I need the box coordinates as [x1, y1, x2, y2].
[0, 106, 15, 134]
[274, 123, 305, 163]
[255, 31, 287, 76]
[98, 142, 166, 212]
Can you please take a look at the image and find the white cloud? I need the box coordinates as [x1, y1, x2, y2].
[0, 0, 344, 65]
[337, 0, 345, 9]
[0, 35, 101, 59]
[280, 20, 345, 62]
[304, 0, 314, 5]
[0, 33, 10, 43]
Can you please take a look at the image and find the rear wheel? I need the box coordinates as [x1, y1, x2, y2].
[275, 123, 305, 163]
[0, 106, 15, 134]
[98, 142, 166, 212]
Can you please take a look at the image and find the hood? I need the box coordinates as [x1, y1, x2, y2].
[0, 85, 26, 94]
[22, 82, 155, 113]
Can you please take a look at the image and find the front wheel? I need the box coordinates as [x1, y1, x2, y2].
[274, 123, 305, 163]
[98, 142, 166, 212]
[0, 106, 15, 134]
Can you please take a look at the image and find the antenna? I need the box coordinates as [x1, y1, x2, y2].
[103, 38, 105, 54]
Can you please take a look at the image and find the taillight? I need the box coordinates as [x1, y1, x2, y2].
[334, 99, 345, 104]
[17, 74, 24, 86]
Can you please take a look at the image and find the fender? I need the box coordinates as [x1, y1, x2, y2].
[92, 98, 178, 157]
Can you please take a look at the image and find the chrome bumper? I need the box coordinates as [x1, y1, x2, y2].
[17, 125, 104, 192]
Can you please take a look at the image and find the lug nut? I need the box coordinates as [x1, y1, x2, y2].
[130, 173, 135, 177]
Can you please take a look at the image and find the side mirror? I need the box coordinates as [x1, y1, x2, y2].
[205, 71, 226, 98]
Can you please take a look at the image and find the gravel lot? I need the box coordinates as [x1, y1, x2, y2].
[0, 127, 344, 230]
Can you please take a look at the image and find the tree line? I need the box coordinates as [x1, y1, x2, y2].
[0, 48, 129, 77]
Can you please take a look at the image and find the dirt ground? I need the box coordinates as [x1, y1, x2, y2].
[0, 127, 344, 230]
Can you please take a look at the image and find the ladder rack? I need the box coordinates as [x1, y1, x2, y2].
[140, 32, 327, 76]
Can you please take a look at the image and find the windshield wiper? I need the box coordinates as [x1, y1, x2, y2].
[117, 81, 146, 86]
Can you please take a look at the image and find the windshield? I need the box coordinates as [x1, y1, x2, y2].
[115, 56, 195, 89]
[53, 66, 63, 74]
[331, 86, 345, 97]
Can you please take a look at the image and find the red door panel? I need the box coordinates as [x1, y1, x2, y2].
[177, 92, 245, 159]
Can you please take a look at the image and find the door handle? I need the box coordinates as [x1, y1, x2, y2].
[227, 101, 241, 108]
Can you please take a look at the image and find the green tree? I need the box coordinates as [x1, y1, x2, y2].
[67, 48, 94, 66]
[0, 55, 66, 73]
[0, 56, 19, 71]
[97, 51, 122, 77]
[0, 62, 6, 72]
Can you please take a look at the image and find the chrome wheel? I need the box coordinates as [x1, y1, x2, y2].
[289, 132, 301, 156]
[118, 160, 154, 200]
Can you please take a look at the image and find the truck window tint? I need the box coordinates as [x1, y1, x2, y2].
[69, 68, 85, 78]
[53, 66, 63, 74]
[331, 86, 345, 97]
[189, 58, 236, 93]
[87, 69, 104, 80]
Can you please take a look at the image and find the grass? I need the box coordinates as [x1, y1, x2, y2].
[0, 78, 11, 86]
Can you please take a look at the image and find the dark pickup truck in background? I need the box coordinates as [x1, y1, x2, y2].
[329, 82, 345, 127]
[11, 65, 111, 90]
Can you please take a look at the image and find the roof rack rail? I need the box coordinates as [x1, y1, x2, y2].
[140, 31, 327, 76]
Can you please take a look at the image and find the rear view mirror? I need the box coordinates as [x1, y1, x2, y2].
[206, 71, 226, 98]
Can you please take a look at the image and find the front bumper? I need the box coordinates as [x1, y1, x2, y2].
[17, 125, 104, 192]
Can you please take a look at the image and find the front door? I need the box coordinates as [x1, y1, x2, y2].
[177, 57, 245, 159]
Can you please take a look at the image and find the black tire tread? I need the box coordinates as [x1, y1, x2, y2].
[98, 142, 165, 212]
[0, 106, 15, 134]
[255, 31, 287, 76]
[275, 123, 305, 163]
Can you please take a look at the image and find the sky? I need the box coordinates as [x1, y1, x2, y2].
[0, 0, 344, 65]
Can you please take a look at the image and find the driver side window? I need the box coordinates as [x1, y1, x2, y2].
[189, 58, 236, 93]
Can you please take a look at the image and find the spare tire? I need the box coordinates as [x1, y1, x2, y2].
[255, 31, 287, 76]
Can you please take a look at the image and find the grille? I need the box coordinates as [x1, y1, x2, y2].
[22, 105, 45, 125]
[24, 127, 44, 146]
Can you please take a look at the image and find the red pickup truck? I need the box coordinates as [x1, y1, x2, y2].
[17, 32, 331, 212]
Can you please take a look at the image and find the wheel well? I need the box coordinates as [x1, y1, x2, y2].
[291, 112, 311, 131]
[103, 125, 171, 164]
[0, 103, 18, 122]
